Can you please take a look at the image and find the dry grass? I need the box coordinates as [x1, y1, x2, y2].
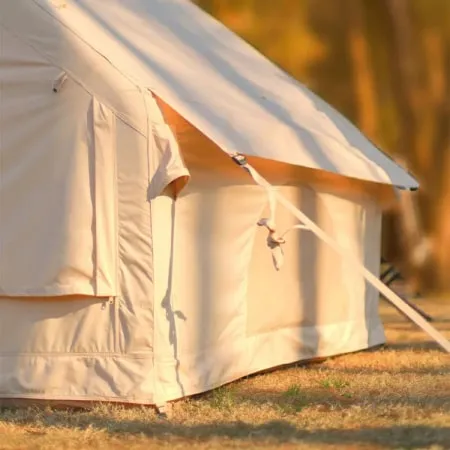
[1, 299, 450, 450]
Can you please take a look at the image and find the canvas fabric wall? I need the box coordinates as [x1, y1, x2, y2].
[0, 29, 187, 404]
[146, 103, 386, 403]
[150, 168, 384, 403]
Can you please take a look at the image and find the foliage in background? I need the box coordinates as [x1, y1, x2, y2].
[195, 0, 450, 292]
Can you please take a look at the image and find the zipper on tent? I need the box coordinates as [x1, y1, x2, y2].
[111, 108, 120, 354]
[52, 71, 68, 93]
[112, 296, 120, 354]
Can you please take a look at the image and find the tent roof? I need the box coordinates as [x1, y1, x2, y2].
[0, 0, 418, 189]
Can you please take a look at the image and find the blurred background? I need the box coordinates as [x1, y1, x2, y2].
[195, 0, 450, 295]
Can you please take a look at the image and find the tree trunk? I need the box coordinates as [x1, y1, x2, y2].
[380, 0, 431, 291]
[343, 0, 378, 139]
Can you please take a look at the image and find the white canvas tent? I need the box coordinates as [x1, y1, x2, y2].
[0, 0, 423, 407]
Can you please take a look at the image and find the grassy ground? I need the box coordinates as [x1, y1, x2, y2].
[1, 298, 449, 450]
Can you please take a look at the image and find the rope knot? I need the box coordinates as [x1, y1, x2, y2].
[257, 218, 308, 270]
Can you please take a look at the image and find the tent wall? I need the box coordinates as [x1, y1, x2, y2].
[0, 104, 191, 404]
[150, 165, 385, 402]
[0, 119, 157, 405]
[0, 23, 193, 404]
[0, 106, 155, 403]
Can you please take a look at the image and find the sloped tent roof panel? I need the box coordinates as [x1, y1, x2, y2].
[0, 0, 418, 189]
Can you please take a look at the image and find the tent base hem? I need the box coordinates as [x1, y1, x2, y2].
[155, 319, 385, 403]
[0, 319, 385, 406]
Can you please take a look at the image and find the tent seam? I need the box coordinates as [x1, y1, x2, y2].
[111, 107, 121, 354]
[0, 353, 152, 358]
[29, 0, 148, 96]
[142, 89, 159, 404]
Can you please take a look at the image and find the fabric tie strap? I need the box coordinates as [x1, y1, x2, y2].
[257, 218, 308, 270]
[230, 152, 309, 270]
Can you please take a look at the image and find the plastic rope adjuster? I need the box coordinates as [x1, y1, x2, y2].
[231, 153, 248, 167]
